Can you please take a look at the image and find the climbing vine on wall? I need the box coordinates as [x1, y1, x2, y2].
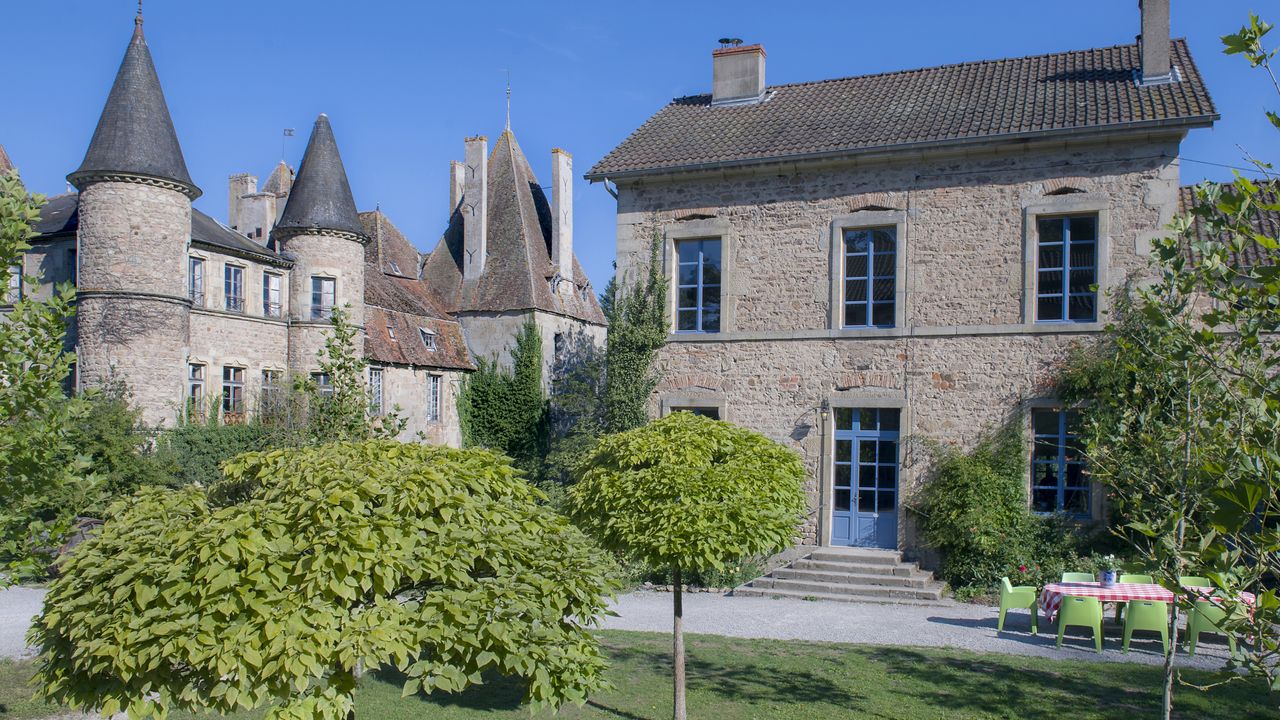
[457, 319, 549, 480]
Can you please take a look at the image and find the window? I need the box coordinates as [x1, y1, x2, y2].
[675, 238, 721, 333]
[1031, 408, 1090, 516]
[426, 374, 441, 422]
[388, 260, 401, 274]
[187, 363, 205, 413]
[312, 372, 333, 397]
[311, 277, 335, 320]
[188, 257, 204, 306]
[419, 327, 436, 350]
[670, 406, 720, 420]
[5, 264, 20, 303]
[369, 367, 384, 416]
[260, 369, 282, 414]
[222, 366, 245, 418]
[262, 272, 282, 318]
[224, 265, 245, 313]
[1036, 215, 1097, 323]
[842, 226, 896, 328]
[67, 248, 77, 286]
[387, 323, 397, 341]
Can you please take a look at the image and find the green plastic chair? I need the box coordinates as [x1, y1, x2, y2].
[1056, 595, 1104, 653]
[1115, 574, 1155, 622]
[998, 577, 1039, 634]
[1186, 600, 1237, 656]
[1122, 600, 1169, 654]
[1061, 572, 1095, 583]
[1179, 576, 1212, 589]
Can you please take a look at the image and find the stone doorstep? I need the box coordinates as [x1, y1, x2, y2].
[744, 577, 944, 601]
[791, 559, 930, 579]
[805, 548, 903, 565]
[730, 586, 951, 607]
[734, 547, 949, 605]
[770, 567, 933, 588]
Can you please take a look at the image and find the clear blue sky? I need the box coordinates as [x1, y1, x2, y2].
[1, 1, 1273, 289]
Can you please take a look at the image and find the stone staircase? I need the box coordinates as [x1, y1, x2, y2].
[733, 546, 948, 605]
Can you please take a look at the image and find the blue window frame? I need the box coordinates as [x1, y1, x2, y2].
[833, 408, 900, 516]
[1031, 408, 1090, 516]
[675, 239, 721, 333]
[843, 227, 896, 328]
[1036, 215, 1097, 322]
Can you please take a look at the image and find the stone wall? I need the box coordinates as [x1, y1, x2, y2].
[75, 181, 191, 427]
[278, 231, 365, 328]
[458, 309, 605, 390]
[612, 134, 1185, 553]
[188, 309, 290, 416]
[379, 364, 465, 446]
[189, 247, 291, 319]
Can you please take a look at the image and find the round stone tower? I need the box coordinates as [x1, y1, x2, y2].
[272, 114, 368, 375]
[68, 12, 198, 427]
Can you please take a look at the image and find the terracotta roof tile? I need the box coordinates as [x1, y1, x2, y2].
[588, 40, 1216, 178]
[1179, 183, 1280, 268]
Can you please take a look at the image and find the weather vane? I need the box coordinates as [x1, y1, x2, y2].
[504, 69, 512, 131]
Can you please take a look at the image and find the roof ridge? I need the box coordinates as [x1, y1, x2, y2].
[669, 39, 1182, 102]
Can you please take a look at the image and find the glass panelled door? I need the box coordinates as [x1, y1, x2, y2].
[832, 408, 900, 549]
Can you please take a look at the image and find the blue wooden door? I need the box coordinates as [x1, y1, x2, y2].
[831, 408, 900, 549]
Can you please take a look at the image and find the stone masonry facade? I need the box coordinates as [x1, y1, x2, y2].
[612, 136, 1186, 553]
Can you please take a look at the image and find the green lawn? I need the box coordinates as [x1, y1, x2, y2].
[2, 631, 1272, 720]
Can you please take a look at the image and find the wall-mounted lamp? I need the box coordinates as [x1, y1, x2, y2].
[820, 399, 830, 421]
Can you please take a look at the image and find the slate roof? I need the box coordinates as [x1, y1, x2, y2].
[421, 130, 605, 325]
[1179, 183, 1280, 267]
[33, 193, 79, 237]
[0, 145, 11, 174]
[68, 18, 198, 197]
[588, 40, 1217, 179]
[31, 192, 290, 267]
[275, 114, 366, 239]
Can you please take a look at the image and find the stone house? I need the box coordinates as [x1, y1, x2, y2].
[4, 11, 604, 444]
[588, 1, 1217, 553]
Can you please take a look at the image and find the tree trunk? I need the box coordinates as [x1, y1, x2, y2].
[673, 564, 686, 720]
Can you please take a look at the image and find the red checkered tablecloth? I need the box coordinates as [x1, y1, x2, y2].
[1039, 582, 1257, 624]
[1040, 582, 1174, 624]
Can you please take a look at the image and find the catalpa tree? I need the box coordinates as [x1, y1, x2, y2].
[30, 441, 619, 719]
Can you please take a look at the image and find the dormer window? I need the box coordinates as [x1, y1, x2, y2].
[387, 324, 397, 341]
[419, 328, 436, 350]
[389, 260, 401, 274]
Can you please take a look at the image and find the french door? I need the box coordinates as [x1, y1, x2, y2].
[831, 408, 900, 549]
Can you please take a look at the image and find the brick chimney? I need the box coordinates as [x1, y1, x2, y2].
[462, 136, 488, 281]
[1138, 0, 1173, 85]
[712, 43, 766, 106]
[449, 160, 464, 214]
[551, 148, 573, 284]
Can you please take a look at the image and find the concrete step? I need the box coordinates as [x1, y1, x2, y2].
[731, 585, 950, 607]
[790, 559, 932, 580]
[770, 567, 933, 588]
[805, 548, 902, 565]
[743, 577, 945, 601]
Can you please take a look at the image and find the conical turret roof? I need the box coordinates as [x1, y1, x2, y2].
[68, 15, 198, 198]
[275, 114, 365, 239]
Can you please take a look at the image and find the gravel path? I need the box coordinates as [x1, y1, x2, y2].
[602, 591, 1234, 669]
[2, 586, 1237, 671]
[0, 585, 44, 659]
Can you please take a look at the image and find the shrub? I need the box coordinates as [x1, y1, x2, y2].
[31, 441, 618, 719]
[916, 420, 1120, 595]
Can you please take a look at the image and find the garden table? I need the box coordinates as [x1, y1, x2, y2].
[1039, 582, 1256, 624]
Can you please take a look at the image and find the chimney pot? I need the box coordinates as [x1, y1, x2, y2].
[1138, 0, 1173, 85]
[712, 43, 766, 105]
[462, 137, 488, 281]
[551, 148, 574, 285]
